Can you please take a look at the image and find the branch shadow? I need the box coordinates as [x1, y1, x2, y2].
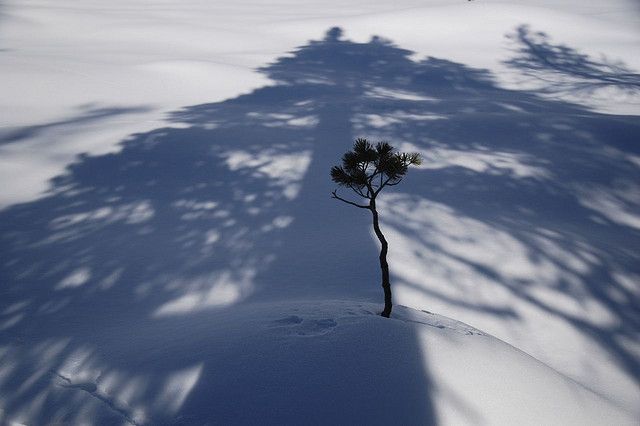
[372, 27, 640, 409]
[0, 106, 152, 147]
[505, 24, 640, 96]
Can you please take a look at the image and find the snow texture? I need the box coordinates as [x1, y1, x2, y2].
[1, 0, 639, 424]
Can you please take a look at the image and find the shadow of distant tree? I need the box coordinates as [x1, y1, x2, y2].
[0, 25, 639, 423]
[505, 24, 640, 95]
[0, 28, 440, 424]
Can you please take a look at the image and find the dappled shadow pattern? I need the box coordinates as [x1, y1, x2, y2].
[0, 28, 437, 424]
[1, 26, 639, 422]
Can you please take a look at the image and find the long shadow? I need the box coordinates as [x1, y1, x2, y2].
[1, 24, 639, 423]
[0, 28, 438, 424]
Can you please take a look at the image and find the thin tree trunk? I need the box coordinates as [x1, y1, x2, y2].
[370, 198, 392, 317]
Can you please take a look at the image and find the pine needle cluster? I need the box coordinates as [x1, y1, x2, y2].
[331, 138, 421, 204]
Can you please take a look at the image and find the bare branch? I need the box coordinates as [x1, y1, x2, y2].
[357, 186, 369, 199]
[367, 165, 381, 186]
[331, 190, 370, 209]
[374, 176, 391, 196]
[347, 184, 368, 199]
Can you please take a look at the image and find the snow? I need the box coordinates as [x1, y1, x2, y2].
[1, 0, 639, 424]
[0, 302, 635, 425]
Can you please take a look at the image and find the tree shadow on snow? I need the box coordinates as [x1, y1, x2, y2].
[0, 28, 436, 425]
[0, 26, 639, 423]
[505, 25, 640, 96]
[0, 105, 152, 147]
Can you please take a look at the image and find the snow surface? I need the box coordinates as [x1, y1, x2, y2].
[1, 0, 639, 424]
[1, 302, 635, 425]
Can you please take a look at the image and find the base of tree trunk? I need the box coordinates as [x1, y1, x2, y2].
[380, 301, 392, 318]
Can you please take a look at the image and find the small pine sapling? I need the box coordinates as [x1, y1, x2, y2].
[331, 138, 421, 318]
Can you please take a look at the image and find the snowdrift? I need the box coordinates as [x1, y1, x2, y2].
[0, 302, 634, 425]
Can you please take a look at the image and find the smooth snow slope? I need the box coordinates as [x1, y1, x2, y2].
[1, 0, 639, 424]
[0, 302, 635, 425]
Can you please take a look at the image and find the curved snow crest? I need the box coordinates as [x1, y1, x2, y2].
[0, 300, 635, 425]
[392, 304, 486, 336]
[389, 304, 636, 426]
[256, 301, 635, 426]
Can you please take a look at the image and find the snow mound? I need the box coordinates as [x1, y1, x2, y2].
[1, 301, 633, 425]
